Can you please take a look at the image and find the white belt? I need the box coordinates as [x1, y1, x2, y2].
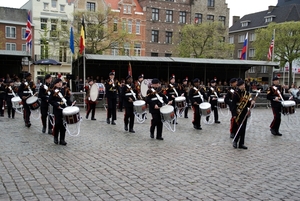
[125, 93, 133, 96]
[7, 93, 13, 95]
[24, 91, 31, 93]
[169, 92, 175, 94]
[193, 95, 200, 98]
[57, 101, 64, 105]
[151, 97, 158, 101]
[110, 89, 117, 92]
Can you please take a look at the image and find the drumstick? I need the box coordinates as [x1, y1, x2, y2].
[71, 101, 76, 107]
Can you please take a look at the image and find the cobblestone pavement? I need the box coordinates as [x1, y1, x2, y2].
[1, 106, 300, 201]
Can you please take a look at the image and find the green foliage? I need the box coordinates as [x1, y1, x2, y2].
[175, 22, 234, 59]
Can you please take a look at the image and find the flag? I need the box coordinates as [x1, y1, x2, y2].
[69, 26, 74, 54]
[267, 37, 274, 61]
[128, 62, 132, 76]
[25, 11, 32, 52]
[240, 33, 248, 60]
[79, 17, 85, 54]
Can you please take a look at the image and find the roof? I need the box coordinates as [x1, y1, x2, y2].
[103, 0, 143, 12]
[0, 7, 28, 24]
[229, 3, 300, 32]
[85, 54, 279, 67]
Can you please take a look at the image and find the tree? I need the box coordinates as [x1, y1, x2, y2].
[254, 22, 300, 86]
[175, 22, 234, 59]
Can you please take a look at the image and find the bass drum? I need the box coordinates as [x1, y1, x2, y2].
[141, 79, 152, 97]
[89, 83, 99, 102]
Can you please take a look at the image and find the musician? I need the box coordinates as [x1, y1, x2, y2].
[225, 78, 238, 138]
[180, 77, 190, 118]
[18, 73, 36, 127]
[122, 75, 137, 133]
[189, 78, 206, 130]
[48, 78, 72, 145]
[232, 80, 255, 149]
[147, 78, 171, 140]
[85, 79, 97, 120]
[105, 71, 119, 125]
[166, 74, 178, 124]
[38, 74, 53, 134]
[136, 74, 144, 98]
[0, 78, 5, 117]
[266, 76, 285, 136]
[6, 80, 17, 119]
[206, 80, 221, 124]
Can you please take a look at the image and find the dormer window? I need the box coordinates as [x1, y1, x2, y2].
[241, 20, 250, 27]
[265, 15, 275, 23]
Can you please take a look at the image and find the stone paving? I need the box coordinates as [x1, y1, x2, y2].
[0, 106, 300, 200]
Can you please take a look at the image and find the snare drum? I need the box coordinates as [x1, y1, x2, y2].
[281, 100, 296, 115]
[62, 106, 81, 124]
[133, 100, 146, 114]
[160, 105, 175, 122]
[217, 98, 227, 109]
[199, 102, 211, 116]
[11, 97, 23, 109]
[26, 96, 40, 110]
[175, 96, 186, 109]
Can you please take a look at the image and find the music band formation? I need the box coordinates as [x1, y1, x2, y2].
[0, 71, 293, 149]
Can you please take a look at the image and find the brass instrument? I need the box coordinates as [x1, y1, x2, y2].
[235, 91, 252, 123]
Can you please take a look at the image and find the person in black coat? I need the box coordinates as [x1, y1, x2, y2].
[206, 79, 221, 124]
[48, 78, 73, 145]
[38, 74, 53, 134]
[105, 71, 119, 125]
[5, 80, 18, 119]
[85, 79, 97, 120]
[0, 78, 6, 117]
[225, 78, 238, 138]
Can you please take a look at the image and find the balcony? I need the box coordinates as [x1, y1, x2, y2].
[34, 55, 72, 64]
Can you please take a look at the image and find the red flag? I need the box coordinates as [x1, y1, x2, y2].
[128, 62, 132, 76]
[267, 37, 274, 61]
[25, 11, 32, 52]
[79, 17, 85, 54]
[240, 33, 248, 60]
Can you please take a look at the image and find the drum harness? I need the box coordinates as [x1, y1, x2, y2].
[193, 87, 204, 103]
[126, 84, 137, 101]
[169, 84, 178, 97]
[8, 86, 17, 97]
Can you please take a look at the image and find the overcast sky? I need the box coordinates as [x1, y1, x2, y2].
[0, 0, 278, 26]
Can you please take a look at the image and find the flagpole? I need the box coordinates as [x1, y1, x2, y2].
[272, 29, 275, 62]
[246, 32, 248, 60]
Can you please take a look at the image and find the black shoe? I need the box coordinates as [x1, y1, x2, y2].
[194, 125, 202, 130]
[184, 116, 188, 118]
[239, 145, 248, 149]
[86, 115, 88, 119]
[26, 123, 31, 128]
[230, 133, 235, 138]
[129, 129, 135, 133]
[206, 116, 209, 122]
[59, 140, 67, 145]
[111, 121, 116, 125]
[48, 129, 52, 135]
[156, 137, 164, 140]
[54, 138, 58, 144]
[270, 129, 277, 135]
[150, 133, 154, 138]
[124, 125, 128, 131]
[42, 127, 46, 133]
[276, 132, 283, 136]
[233, 141, 237, 149]
[106, 118, 110, 124]
[215, 121, 221, 124]
[91, 118, 96, 120]
[8, 115, 10, 118]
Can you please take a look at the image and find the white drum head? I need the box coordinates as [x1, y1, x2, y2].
[217, 98, 224, 103]
[282, 100, 296, 107]
[12, 97, 21, 102]
[141, 79, 151, 97]
[175, 96, 186, 102]
[90, 83, 99, 102]
[26, 96, 38, 104]
[133, 100, 145, 106]
[160, 105, 174, 114]
[63, 106, 80, 116]
[200, 102, 211, 110]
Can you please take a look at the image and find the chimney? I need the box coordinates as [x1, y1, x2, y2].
[232, 16, 240, 25]
[268, 6, 276, 12]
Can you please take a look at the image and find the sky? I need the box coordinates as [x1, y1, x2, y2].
[0, 0, 278, 26]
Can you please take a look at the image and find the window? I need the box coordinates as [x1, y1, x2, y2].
[59, 42, 67, 62]
[261, 66, 267, 73]
[22, 28, 26, 39]
[179, 11, 186, 24]
[136, 21, 140, 34]
[22, 44, 26, 51]
[152, 30, 159, 42]
[123, 5, 131, 13]
[152, 8, 159, 21]
[61, 20, 68, 31]
[51, 0, 57, 9]
[219, 16, 226, 26]
[166, 10, 173, 22]
[165, 53, 172, 57]
[237, 50, 242, 59]
[208, 0, 214, 7]
[124, 43, 130, 56]
[87, 2, 95, 11]
[249, 48, 255, 57]
[265, 17, 273, 23]
[60, 5, 65, 12]
[50, 19, 58, 37]
[249, 33, 256, 41]
[229, 36, 234, 44]
[44, 3, 49, 10]
[241, 22, 249, 27]
[113, 19, 118, 32]
[41, 40, 49, 59]
[128, 20, 132, 33]
[41, 18, 47, 30]
[166, 32, 172, 44]
[5, 26, 16, 38]
[134, 43, 141, 56]
[248, 67, 256, 73]
[207, 15, 214, 22]
[238, 34, 245, 43]
[151, 52, 158, 57]
[111, 42, 119, 56]
[122, 19, 126, 31]
[195, 13, 202, 24]
[6, 43, 16, 51]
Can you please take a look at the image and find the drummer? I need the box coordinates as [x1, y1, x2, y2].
[146, 78, 171, 140]
[48, 78, 73, 145]
[18, 73, 36, 128]
[206, 79, 221, 124]
[166, 74, 178, 124]
[85, 79, 97, 120]
[5, 80, 17, 119]
[122, 75, 137, 133]
[0, 78, 5, 117]
[180, 77, 190, 118]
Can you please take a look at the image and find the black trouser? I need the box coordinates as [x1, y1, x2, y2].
[0, 98, 4, 115]
[40, 105, 53, 130]
[53, 110, 66, 142]
[124, 106, 134, 129]
[118, 96, 123, 111]
[86, 101, 96, 119]
[107, 98, 117, 120]
[234, 117, 248, 146]
[270, 106, 281, 132]
[192, 105, 201, 127]
[150, 113, 163, 138]
[207, 101, 218, 122]
[23, 102, 31, 124]
[6, 98, 15, 118]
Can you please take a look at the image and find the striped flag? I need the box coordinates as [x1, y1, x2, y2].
[240, 33, 248, 60]
[267, 37, 274, 61]
[25, 11, 32, 52]
[79, 17, 85, 54]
